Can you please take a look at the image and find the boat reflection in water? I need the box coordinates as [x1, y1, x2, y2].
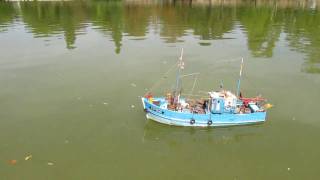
[142, 119, 265, 144]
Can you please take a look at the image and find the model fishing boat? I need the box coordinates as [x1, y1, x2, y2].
[141, 49, 272, 127]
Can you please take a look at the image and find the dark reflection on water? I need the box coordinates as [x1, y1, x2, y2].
[20, 1, 90, 49]
[0, 1, 319, 73]
[0, 2, 16, 32]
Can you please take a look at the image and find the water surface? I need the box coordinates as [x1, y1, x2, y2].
[1, 1, 320, 179]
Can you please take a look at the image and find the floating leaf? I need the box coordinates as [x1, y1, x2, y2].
[8, 159, 17, 165]
[264, 103, 273, 109]
[25, 155, 32, 161]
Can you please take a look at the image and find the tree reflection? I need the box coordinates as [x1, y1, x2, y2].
[188, 6, 235, 40]
[0, 2, 16, 32]
[284, 8, 320, 73]
[20, 1, 88, 49]
[158, 4, 188, 43]
[0, 1, 319, 73]
[238, 5, 282, 57]
[89, 1, 124, 54]
[123, 4, 150, 37]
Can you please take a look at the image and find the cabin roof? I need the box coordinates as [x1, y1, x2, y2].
[208, 90, 237, 99]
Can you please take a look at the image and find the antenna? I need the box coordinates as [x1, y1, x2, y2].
[236, 58, 244, 97]
[174, 48, 184, 105]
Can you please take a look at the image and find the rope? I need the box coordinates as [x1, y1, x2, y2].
[212, 56, 245, 65]
[242, 73, 260, 95]
[181, 93, 208, 99]
[144, 56, 248, 97]
[144, 61, 178, 96]
[188, 75, 198, 99]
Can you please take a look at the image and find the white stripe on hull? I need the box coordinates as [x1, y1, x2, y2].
[146, 113, 265, 127]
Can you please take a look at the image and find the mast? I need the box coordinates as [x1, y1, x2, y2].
[236, 58, 244, 97]
[174, 48, 184, 104]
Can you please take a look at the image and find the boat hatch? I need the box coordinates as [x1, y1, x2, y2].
[248, 103, 260, 112]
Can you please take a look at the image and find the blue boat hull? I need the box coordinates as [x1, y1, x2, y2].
[141, 97, 266, 127]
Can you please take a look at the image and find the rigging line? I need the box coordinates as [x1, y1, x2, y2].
[179, 72, 200, 78]
[212, 56, 246, 64]
[144, 61, 178, 96]
[242, 73, 260, 94]
[198, 90, 210, 94]
[188, 75, 198, 99]
[181, 93, 208, 98]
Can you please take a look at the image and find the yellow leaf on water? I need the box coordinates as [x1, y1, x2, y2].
[264, 103, 273, 109]
[25, 155, 32, 161]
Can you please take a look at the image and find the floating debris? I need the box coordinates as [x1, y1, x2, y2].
[25, 155, 32, 161]
[131, 105, 135, 108]
[8, 159, 17, 165]
[47, 162, 54, 166]
[264, 103, 273, 109]
[64, 139, 69, 144]
[287, 167, 291, 171]
[131, 83, 137, 87]
[103, 102, 108, 105]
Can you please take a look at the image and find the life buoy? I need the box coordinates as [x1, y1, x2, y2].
[190, 119, 195, 125]
[207, 120, 212, 126]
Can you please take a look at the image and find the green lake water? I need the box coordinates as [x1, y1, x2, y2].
[1, 0, 320, 179]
